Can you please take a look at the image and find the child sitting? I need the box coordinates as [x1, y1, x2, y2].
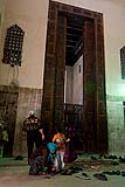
[29, 144, 48, 175]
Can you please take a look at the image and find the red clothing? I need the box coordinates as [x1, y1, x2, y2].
[52, 133, 65, 152]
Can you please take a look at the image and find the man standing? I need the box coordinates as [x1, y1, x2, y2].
[23, 111, 45, 164]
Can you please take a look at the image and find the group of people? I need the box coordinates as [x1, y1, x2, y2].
[22, 110, 77, 175]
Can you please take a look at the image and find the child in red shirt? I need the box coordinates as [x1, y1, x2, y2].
[52, 128, 70, 172]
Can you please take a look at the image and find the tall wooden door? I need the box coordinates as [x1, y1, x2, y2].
[83, 21, 97, 152]
[41, 6, 66, 138]
[53, 13, 66, 130]
[42, 1, 108, 153]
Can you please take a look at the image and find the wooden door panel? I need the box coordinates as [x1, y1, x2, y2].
[83, 21, 97, 152]
[54, 14, 66, 129]
[42, 1, 107, 153]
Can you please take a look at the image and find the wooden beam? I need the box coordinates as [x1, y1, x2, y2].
[67, 26, 83, 32]
[66, 39, 77, 43]
[66, 45, 75, 48]
[67, 34, 80, 42]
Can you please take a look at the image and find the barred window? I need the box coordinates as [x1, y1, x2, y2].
[120, 46, 125, 79]
[2, 24, 24, 67]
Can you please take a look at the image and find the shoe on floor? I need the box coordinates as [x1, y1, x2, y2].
[93, 173, 108, 181]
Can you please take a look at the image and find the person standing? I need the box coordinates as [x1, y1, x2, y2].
[52, 128, 67, 172]
[22, 111, 45, 164]
[2, 125, 9, 157]
[63, 123, 77, 163]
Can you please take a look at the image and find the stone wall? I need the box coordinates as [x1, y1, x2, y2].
[72, 55, 83, 105]
[64, 55, 83, 105]
[64, 66, 73, 104]
[13, 87, 42, 156]
[107, 95, 125, 155]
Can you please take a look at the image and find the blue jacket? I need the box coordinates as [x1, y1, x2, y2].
[47, 142, 57, 162]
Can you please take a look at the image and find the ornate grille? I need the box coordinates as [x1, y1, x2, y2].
[2, 24, 24, 66]
[64, 103, 83, 150]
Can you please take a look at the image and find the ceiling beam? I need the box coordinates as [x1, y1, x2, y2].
[66, 45, 75, 48]
[67, 26, 83, 32]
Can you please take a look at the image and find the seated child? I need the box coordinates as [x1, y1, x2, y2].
[29, 144, 48, 175]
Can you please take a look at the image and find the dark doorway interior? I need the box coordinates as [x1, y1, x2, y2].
[64, 13, 84, 150]
[0, 89, 18, 157]
[41, 1, 108, 153]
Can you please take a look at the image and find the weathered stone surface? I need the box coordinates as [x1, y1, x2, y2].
[13, 87, 42, 156]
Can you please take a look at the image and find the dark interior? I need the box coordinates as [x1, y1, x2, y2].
[65, 13, 84, 66]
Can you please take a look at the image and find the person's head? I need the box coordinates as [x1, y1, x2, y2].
[47, 142, 57, 153]
[28, 110, 35, 117]
[55, 126, 63, 133]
